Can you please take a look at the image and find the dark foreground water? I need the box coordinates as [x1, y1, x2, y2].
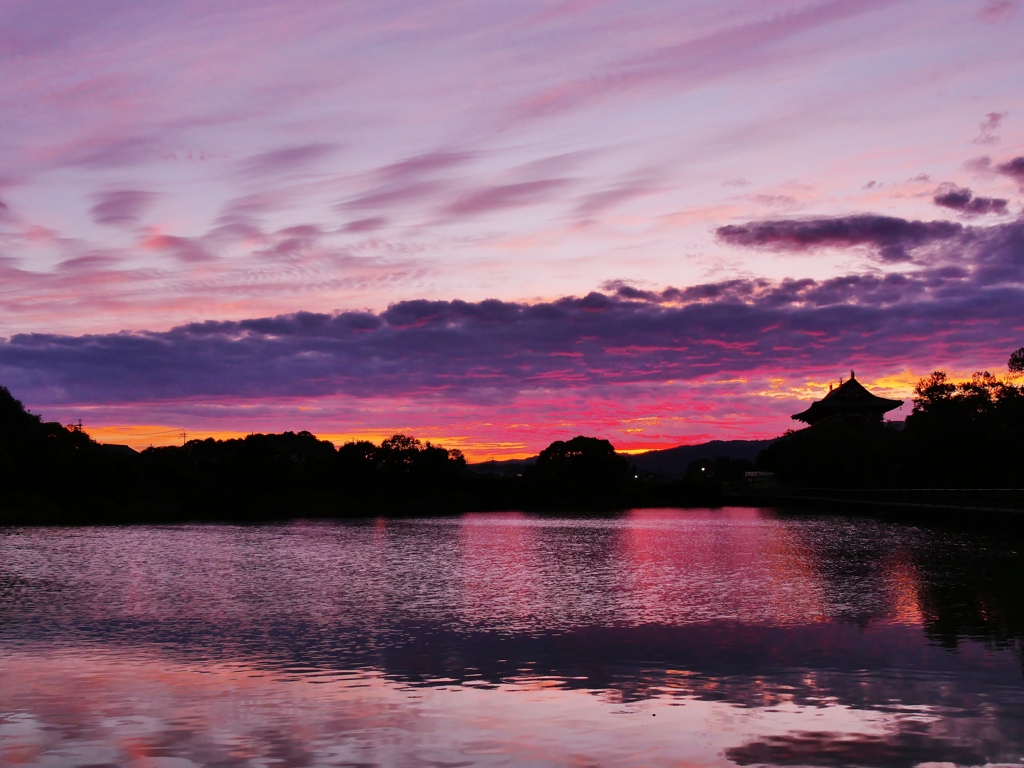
[2, 509, 1023, 767]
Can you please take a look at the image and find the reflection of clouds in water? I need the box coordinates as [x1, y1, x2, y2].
[616, 509, 831, 624]
[727, 729, 984, 768]
[1, 513, 1023, 766]
[0, 512, 943, 635]
[0, 648, 996, 768]
[884, 555, 924, 626]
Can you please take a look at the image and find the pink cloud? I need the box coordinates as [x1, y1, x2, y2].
[512, 0, 889, 122]
[4, 215, 1021, 446]
[444, 179, 571, 217]
[1, 0, 1022, 458]
[89, 189, 157, 226]
[976, 0, 1019, 22]
[141, 232, 214, 263]
[972, 111, 1007, 144]
[238, 143, 338, 177]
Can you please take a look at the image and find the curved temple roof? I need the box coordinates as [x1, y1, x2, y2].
[792, 371, 903, 425]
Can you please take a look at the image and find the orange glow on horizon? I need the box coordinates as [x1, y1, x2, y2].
[72, 363, 993, 460]
[87, 425, 795, 461]
[87, 424, 538, 460]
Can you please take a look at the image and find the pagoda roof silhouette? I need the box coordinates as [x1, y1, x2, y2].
[791, 371, 903, 425]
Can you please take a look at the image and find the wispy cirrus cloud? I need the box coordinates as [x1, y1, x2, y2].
[338, 151, 477, 210]
[62, 135, 165, 170]
[238, 143, 338, 177]
[140, 232, 214, 263]
[444, 179, 571, 217]
[341, 180, 451, 211]
[375, 151, 477, 182]
[0, 209, 431, 335]
[574, 171, 665, 218]
[975, 0, 1019, 22]
[342, 217, 388, 233]
[511, 0, 890, 122]
[972, 111, 1007, 144]
[89, 190, 158, 226]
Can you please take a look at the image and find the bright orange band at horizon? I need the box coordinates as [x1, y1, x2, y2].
[77, 371, 936, 460]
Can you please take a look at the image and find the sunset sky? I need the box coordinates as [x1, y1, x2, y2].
[1, 0, 1022, 457]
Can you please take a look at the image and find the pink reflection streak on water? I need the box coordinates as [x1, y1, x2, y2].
[457, 513, 554, 634]
[614, 508, 830, 625]
[0, 515, 928, 635]
[0, 516, 1011, 767]
[0, 646, 907, 768]
[613, 509, 927, 630]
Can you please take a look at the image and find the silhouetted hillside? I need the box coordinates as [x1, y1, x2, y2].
[630, 439, 776, 477]
[469, 457, 536, 475]
[470, 439, 775, 478]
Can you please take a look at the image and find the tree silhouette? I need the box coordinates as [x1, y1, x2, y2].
[525, 436, 634, 509]
[1010, 347, 1024, 374]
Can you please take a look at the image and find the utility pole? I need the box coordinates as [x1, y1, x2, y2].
[180, 430, 187, 446]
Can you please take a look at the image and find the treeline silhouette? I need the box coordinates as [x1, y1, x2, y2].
[3, 348, 1023, 522]
[0, 388, 711, 522]
[758, 352, 1024, 488]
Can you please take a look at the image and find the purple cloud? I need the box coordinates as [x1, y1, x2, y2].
[65, 136, 162, 169]
[0, 0, 127, 57]
[719, 214, 1024, 284]
[575, 173, 664, 217]
[89, 190, 157, 226]
[342, 217, 388, 233]
[1, 282, 1017, 406]
[444, 179, 570, 216]
[513, 0, 890, 121]
[141, 233, 213, 263]
[933, 185, 1008, 216]
[976, 0, 1019, 22]
[972, 111, 1007, 144]
[997, 156, 1024, 184]
[3, 216, 1022, 407]
[341, 180, 450, 211]
[376, 152, 476, 182]
[336, 152, 477, 212]
[716, 215, 963, 262]
[239, 144, 337, 176]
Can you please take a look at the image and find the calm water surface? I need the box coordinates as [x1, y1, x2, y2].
[2, 508, 1023, 767]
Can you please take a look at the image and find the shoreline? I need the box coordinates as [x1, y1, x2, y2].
[4, 487, 1023, 529]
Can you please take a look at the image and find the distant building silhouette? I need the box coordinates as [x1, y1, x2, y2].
[792, 370, 902, 426]
[100, 444, 138, 457]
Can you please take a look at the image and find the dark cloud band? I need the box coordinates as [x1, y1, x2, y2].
[3, 215, 1020, 406]
[716, 214, 963, 262]
[933, 185, 1008, 216]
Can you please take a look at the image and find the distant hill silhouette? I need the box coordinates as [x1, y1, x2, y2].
[471, 439, 776, 477]
[628, 439, 776, 476]
[469, 457, 536, 475]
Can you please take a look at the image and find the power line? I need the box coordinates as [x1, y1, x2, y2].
[87, 428, 185, 437]
[59, 422, 218, 444]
